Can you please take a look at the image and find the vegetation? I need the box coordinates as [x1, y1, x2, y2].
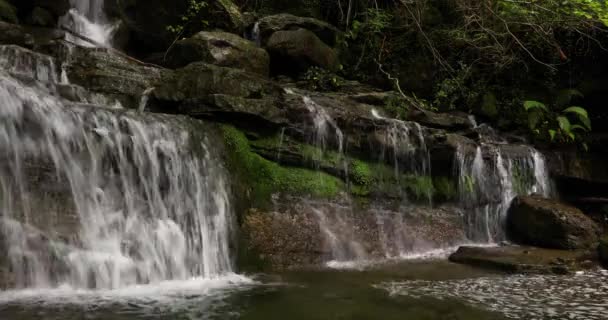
[523, 90, 592, 147]
[222, 125, 343, 207]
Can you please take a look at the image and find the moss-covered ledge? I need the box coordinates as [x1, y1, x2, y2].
[222, 125, 343, 208]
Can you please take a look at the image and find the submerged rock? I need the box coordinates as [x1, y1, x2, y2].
[266, 28, 339, 74]
[449, 245, 595, 274]
[167, 31, 269, 76]
[507, 196, 601, 249]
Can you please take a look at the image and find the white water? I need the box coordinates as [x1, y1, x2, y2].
[0, 46, 237, 290]
[59, 0, 117, 47]
[455, 144, 552, 243]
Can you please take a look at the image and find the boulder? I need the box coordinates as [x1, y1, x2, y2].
[507, 195, 601, 249]
[167, 31, 269, 76]
[0, 0, 18, 23]
[256, 13, 340, 46]
[449, 245, 595, 274]
[266, 28, 339, 74]
[9, 0, 69, 20]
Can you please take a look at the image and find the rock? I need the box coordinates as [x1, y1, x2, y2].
[242, 199, 467, 270]
[0, 0, 17, 23]
[407, 109, 474, 130]
[257, 13, 340, 47]
[26, 6, 55, 27]
[507, 196, 601, 249]
[63, 46, 162, 109]
[115, 0, 245, 53]
[0, 21, 34, 48]
[266, 28, 339, 74]
[449, 245, 595, 274]
[599, 237, 608, 268]
[9, 0, 70, 20]
[167, 31, 269, 76]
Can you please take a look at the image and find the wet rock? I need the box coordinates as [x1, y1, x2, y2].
[257, 13, 340, 47]
[507, 196, 601, 249]
[166, 31, 269, 76]
[0, 21, 34, 48]
[407, 109, 474, 130]
[0, 0, 18, 23]
[63, 46, 162, 109]
[266, 28, 339, 74]
[242, 198, 466, 270]
[449, 245, 594, 274]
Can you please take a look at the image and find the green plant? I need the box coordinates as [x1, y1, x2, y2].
[303, 67, 343, 91]
[166, 0, 209, 37]
[523, 89, 591, 147]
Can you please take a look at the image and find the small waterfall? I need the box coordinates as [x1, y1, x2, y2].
[251, 22, 261, 46]
[138, 87, 155, 113]
[0, 48, 235, 289]
[303, 96, 344, 155]
[59, 0, 117, 47]
[455, 144, 551, 243]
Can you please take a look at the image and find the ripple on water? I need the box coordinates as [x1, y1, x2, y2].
[378, 269, 608, 320]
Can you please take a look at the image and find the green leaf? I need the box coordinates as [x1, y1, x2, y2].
[527, 110, 542, 130]
[557, 116, 571, 133]
[562, 106, 588, 119]
[523, 100, 548, 112]
[570, 124, 589, 132]
[548, 129, 557, 141]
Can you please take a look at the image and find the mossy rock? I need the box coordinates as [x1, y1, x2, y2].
[222, 125, 343, 207]
[0, 0, 18, 24]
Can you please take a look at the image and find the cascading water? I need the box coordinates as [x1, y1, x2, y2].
[0, 46, 236, 290]
[59, 0, 117, 47]
[455, 143, 551, 243]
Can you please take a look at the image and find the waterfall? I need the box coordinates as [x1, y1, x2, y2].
[59, 0, 117, 47]
[0, 46, 235, 289]
[455, 144, 551, 243]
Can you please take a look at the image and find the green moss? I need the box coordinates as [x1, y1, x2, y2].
[223, 125, 343, 207]
[350, 160, 372, 186]
[433, 177, 458, 201]
[404, 175, 435, 203]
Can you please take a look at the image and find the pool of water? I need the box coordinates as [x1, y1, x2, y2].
[1, 260, 606, 320]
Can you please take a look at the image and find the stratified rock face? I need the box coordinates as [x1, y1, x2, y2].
[242, 198, 467, 270]
[167, 31, 270, 76]
[63, 45, 162, 108]
[0, 21, 34, 48]
[507, 196, 601, 249]
[266, 28, 339, 74]
[257, 13, 340, 47]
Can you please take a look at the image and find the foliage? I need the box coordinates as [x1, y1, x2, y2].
[523, 89, 591, 147]
[303, 67, 343, 91]
[350, 160, 372, 186]
[166, 0, 209, 37]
